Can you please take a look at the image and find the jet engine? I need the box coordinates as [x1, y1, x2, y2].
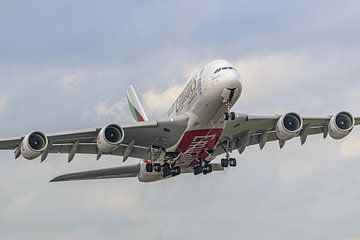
[276, 113, 303, 141]
[97, 124, 124, 153]
[21, 131, 48, 160]
[328, 111, 355, 140]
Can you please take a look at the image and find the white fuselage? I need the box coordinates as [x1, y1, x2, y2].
[168, 59, 242, 165]
[138, 59, 242, 181]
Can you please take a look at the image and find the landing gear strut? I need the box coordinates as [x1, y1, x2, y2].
[220, 140, 237, 168]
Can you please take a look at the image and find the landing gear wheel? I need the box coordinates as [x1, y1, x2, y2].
[153, 163, 162, 172]
[193, 165, 203, 175]
[162, 165, 172, 177]
[230, 112, 236, 120]
[229, 158, 237, 167]
[221, 158, 229, 168]
[145, 163, 153, 172]
[202, 164, 213, 175]
[224, 112, 230, 121]
[172, 166, 181, 177]
[207, 164, 213, 173]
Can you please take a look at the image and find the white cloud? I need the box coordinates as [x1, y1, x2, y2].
[142, 85, 183, 116]
[83, 187, 140, 213]
[233, 51, 360, 115]
[0, 93, 10, 112]
[91, 99, 131, 124]
[1, 191, 37, 218]
[59, 69, 89, 90]
[340, 135, 360, 157]
[59, 68, 115, 91]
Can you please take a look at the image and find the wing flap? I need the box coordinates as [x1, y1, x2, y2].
[0, 138, 21, 150]
[48, 143, 151, 160]
[248, 127, 324, 146]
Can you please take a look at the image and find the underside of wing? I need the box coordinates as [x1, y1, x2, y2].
[215, 112, 360, 157]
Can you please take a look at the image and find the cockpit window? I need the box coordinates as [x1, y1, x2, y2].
[214, 66, 236, 74]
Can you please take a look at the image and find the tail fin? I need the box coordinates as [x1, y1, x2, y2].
[126, 85, 148, 122]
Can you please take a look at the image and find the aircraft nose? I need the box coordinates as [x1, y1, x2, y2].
[223, 70, 242, 90]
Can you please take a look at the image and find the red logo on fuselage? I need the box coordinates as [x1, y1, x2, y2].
[175, 128, 223, 168]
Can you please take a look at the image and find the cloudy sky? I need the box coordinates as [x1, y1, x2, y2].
[0, 1, 360, 239]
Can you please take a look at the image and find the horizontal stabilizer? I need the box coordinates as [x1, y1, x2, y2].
[50, 164, 140, 182]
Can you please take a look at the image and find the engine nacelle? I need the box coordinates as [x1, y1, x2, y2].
[21, 131, 48, 160]
[276, 113, 303, 141]
[96, 124, 124, 153]
[328, 111, 355, 140]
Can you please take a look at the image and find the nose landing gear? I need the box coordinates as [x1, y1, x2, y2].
[224, 111, 236, 121]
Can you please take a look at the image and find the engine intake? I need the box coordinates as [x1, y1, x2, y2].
[97, 124, 124, 153]
[329, 111, 355, 139]
[21, 131, 48, 160]
[276, 113, 303, 141]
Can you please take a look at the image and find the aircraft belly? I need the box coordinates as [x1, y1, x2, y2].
[175, 128, 223, 168]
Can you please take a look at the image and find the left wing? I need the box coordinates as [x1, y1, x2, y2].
[0, 115, 189, 161]
[214, 112, 360, 156]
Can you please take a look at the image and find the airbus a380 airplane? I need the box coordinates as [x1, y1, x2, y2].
[0, 59, 359, 182]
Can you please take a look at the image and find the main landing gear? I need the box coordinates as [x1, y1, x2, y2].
[193, 162, 213, 176]
[221, 157, 237, 168]
[145, 162, 181, 178]
[145, 147, 181, 177]
[220, 139, 237, 168]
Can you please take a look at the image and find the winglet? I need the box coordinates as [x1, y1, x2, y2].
[126, 85, 148, 122]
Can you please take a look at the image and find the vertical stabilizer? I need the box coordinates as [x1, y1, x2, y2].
[126, 85, 148, 122]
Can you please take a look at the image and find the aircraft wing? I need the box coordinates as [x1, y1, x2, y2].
[214, 113, 360, 156]
[0, 115, 188, 161]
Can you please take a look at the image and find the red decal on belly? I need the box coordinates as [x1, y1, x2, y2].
[175, 128, 223, 167]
